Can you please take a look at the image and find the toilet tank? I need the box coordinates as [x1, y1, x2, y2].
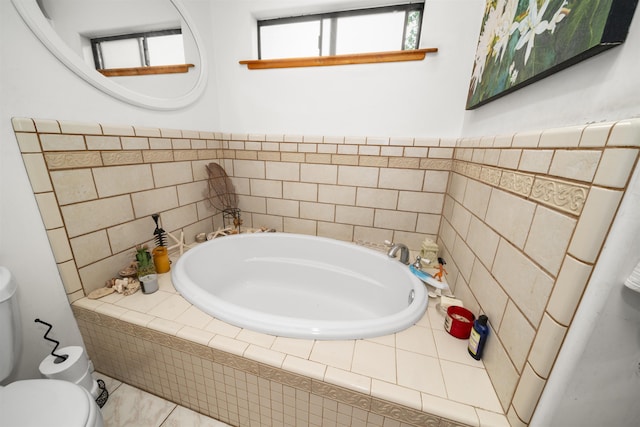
[0, 267, 21, 383]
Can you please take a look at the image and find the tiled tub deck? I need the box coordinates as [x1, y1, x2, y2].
[74, 267, 508, 427]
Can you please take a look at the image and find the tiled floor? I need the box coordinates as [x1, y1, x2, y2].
[96, 372, 230, 427]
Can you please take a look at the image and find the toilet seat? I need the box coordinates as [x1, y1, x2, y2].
[0, 379, 103, 427]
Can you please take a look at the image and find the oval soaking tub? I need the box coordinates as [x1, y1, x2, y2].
[172, 233, 428, 340]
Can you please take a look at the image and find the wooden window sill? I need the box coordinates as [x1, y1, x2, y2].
[239, 48, 437, 70]
[98, 64, 194, 77]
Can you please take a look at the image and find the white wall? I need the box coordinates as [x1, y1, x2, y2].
[0, 0, 219, 380]
[211, 0, 484, 138]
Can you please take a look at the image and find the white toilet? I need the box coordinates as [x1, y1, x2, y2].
[0, 266, 104, 427]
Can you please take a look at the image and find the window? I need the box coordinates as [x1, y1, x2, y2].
[91, 29, 185, 70]
[258, 3, 424, 60]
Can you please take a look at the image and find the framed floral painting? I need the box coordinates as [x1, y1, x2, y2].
[466, 0, 639, 109]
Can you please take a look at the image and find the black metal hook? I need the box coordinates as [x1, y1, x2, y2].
[34, 319, 68, 363]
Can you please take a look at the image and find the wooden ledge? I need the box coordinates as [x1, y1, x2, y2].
[239, 48, 437, 70]
[98, 64, 195, 77]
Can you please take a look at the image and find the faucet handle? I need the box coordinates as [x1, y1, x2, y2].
[412, 256, 422, 269]
[384, 240, 393, 247]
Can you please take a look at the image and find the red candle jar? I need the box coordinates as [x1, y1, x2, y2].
[444, 306, 475, 339]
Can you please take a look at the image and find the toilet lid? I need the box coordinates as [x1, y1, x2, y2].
[0, 379, 95, 427]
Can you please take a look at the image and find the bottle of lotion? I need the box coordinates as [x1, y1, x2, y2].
[468, 315, 489, 360]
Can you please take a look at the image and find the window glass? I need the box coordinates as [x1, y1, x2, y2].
[100, 38, 143, 69]
[260, 21, 322, 59]
[334, 12, 406, 55]
[147, 34, 185, 66]
[257, 3, 424, 60]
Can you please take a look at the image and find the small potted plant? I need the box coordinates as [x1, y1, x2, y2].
[136, 245, 158, 294]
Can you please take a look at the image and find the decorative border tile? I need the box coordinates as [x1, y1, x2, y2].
[530, 177, 589, 216]
[499, 171, 535, 197]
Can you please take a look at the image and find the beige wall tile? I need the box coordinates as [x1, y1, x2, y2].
[466, 216, 500, 270]
[356, 188, 398, 209]
[380, 147, 403, 157]
[283, 217, 317, 235]
[539, 125, 584, 148]
[94, 164, 154, 198]
[492, 239, 553, 325]
[450, 201, 472, 238]
[34, 119, 60, 133]
[428, 148, 454, 159]
[132, 187, 179, 218]
[35, 192, 64, 229]
[177, 181, 209, 206]
[172, 138, 191, 150]
[452, 235, 475, 281]
[482, 326, 519, 411]
[498, 149, 521, 169]
[485, 189, 536, 249]
[79, 250, 133, 294]
[317, 221, 353, 241]
[153, 162, 194, 188]
[498, 301, 535, 372]
[568, 186, 623, 263]
[60, 121, 101, 135]
[149, 138, 172, 150]
[511, 364, 546, 423]
[511, 131, 539, 148]
[70, 230, 112, 268]
[250, 179, 282, 198]
[12, 117, 36, 132]
[283, 182, 317, 202]
[524, 206, 576, 276]
[332, 154, 358, 165]
[336, 206, 374, 227]
[300, 202, 335, 222]
[416, 214, 440, 235]
[423, 171, 449, 192]
[462, 179, 492, 219]
[318, 185, 355, 205]
[448, 173, 467, 203]
[337, 166, 379, 187]
[58, 260, 82, 294]
[301, 164, 338, 184]
[233, 160, 265, 179]
[50, 169, 98, 205]
[483, 149, 501, 166]
[238, 195, 266, 214]
[518, 150, 553, 174]
[607, 118, 640, 147]
[397, 192, 444, 214]
[580, 122, 613, 147]
[134, 126, 161, 137]
[548, 150, 601, 182]
[15, 132, 41, 152]
[160, 204, 199, 232]
[469, 261, 508, 331]
[62, 196, 134, 238]
[546, 255, 593, 326]
[265, 162, 300, 181]
[528, 314, 567, 378]
[120, 136, 149, 150]
[47, 227, 73, 263]
[374, 209, 417, 232]
[22, 153, 53, 192]
[251, 213, 283, 231]
[439, 220, 456, 253]
[353, 226, 393, 245]
[593, 148, 639, 188]
[267, 198, 299, 217]
[40, 134, 86, 151]
[101, 124, 134, 136]
[86, 136, 121, 150]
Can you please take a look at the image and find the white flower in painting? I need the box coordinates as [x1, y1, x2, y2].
[513, 0, 551, 65]
[547, 1, 571, 34]
[509, 62, 518, 84]
[492, 0, 519, 62]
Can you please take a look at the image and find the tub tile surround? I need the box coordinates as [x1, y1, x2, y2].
[75, 275, 504, 427]
[12, 117, 640, 426]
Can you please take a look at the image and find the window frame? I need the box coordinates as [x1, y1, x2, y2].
[90, 28, 183, 71]
[256, 2, 425, 60]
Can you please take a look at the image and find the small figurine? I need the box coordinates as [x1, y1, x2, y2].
[434, 257, 448, 282]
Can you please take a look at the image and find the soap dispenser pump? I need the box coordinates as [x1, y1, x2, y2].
[468, 315, 489, 360]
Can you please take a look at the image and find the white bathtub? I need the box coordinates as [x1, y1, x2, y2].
[172, 233, 428, 340]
